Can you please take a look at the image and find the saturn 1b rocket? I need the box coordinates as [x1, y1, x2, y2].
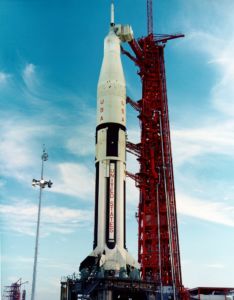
[79, 4, 138, 276]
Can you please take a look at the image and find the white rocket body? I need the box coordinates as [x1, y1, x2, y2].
[94, 28, 135, 271]
[80, 25, 138, 274]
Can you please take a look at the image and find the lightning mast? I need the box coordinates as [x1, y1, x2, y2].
[147, 0, 153, 35]
[123, 0, 185, 298]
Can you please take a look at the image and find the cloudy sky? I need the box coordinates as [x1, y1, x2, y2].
[1, 0, 234, 299]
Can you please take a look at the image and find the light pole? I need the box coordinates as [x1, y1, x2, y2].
[31, 147, 53, 300]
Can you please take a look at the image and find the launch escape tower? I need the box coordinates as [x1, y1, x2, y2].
[60, 1, 186, 299]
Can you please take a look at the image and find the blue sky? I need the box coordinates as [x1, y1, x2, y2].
[1, 0, 234, 299]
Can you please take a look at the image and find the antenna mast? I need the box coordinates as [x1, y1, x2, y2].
[147, 0, 153, 35]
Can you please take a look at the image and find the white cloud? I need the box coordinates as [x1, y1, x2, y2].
[123, 172, 234, 227]
[0, 71, 10, 85]
[0, 119, 54, 181]
[177, 192, 234, 227]
[205, 263, 225, 269]
[127, 128, 140, 144]
[126, 177, 139, 206]
[0, 179, 6, 188]
[183, 6, 234, 118]
[211, 52, 234, 116]
[171, 33, 234, 162]
[126, 122, 234, 224]
[52, 163, 95, 200]
[0, 201, 92, 236]
[66, 125, 94, 157]
[171, 119, 234, 166]
[22, 63, 38, 91]
[189, 33, 234, 117]
[166, 3, 234, 230]
[1, 255, 77, 273]
[23, 63, 35, 77]
[1, 255, 33, 264]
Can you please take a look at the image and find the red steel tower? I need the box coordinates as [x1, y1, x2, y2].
[3, 279, 27, 300]
[123, 0, 185, 297]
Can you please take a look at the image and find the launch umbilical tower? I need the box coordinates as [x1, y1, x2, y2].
[123, 0, 185, 297]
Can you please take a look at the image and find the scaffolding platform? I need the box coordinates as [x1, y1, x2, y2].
[60, 277, 176, 300]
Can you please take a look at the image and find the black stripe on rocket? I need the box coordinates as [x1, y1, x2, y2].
[93, 162, 99, 249]
[95, 122, 126, 159]
[124, 180, 126, 249]
[94, 122, 126, 250]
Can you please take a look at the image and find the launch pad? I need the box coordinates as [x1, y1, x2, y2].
[61, 276, 174, 300]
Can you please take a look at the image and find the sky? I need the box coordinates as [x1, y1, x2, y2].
[1, 0, 234, 299]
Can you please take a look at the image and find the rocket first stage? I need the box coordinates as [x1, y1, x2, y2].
[79, 4, 139, 277]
